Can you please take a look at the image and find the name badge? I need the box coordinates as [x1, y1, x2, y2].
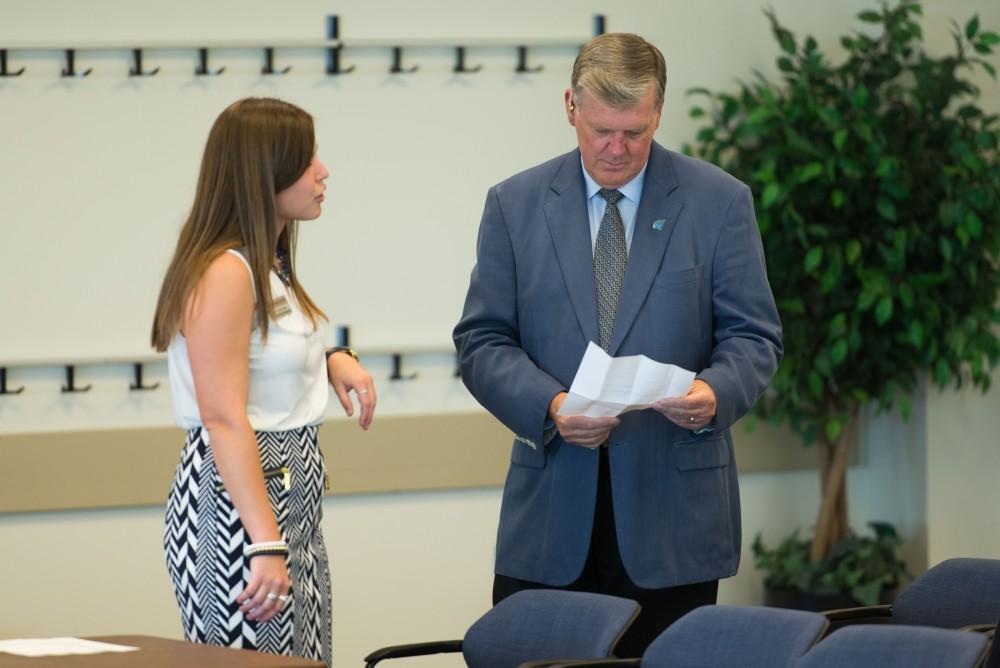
[273, 296, 292, 318]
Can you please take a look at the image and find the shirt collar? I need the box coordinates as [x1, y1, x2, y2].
[581, 158, 648, 204]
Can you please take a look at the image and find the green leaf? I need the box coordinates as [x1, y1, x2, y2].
[746, 106, 773, 125]
[965, 211, 983, 238]
[966, 14, 980, 40]
[809, 372, 823, 399]
[846, 239, 861, 264]
[852, 581, 883, 607]
[832, 189, 846, 209]
[831, 339, 848, 366]
[833, 128, 848, 151]
[779, 30, 797, 55]
[934, 359, 951, 387]
[909, 320, 924, 347]
[981, 31, 1000, 46]
[777, 56, 795, 72]
[852, 85, 869, 109]
[899, 396, 912, 420]
[858, 287, 878, 311]
[877, 198, 897, 221]
[825, 418, 843, 442]
[858, 10, 882, 23]
[804, 246, 824, 273]
[875, 297, 894, 325]
[688, 106, 705, 118]
[761, 182, 781, 208]
[798, 162, 824, 183]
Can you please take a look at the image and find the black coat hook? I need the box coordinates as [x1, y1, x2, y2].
[390, 47, 418, 74]
[0, 368, 25, 395]
[515, 46, 544, 74]
[337, 325, 350, 347]
[195, 48, 225, 76]
[593, 15, 607, 36]
[129, 363, 160, 391]
[61, 49, 92, 78]
[261, 47, 291, 75]
[129, 48, 160, 76]
[325, 15, 355, 75]
[390, 353, 418, 381]
[454, 46, 482, 74]
[0, 50, 25, 77]
[61, 365, 91, 393]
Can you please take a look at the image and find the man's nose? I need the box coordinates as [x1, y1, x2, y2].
[607, 135, 627, 156]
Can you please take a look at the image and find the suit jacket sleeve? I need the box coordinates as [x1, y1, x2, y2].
[697, 183, 783, 432]
[453, 186, 566, 448]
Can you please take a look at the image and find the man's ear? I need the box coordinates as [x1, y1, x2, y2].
[564, 88, 576, 126]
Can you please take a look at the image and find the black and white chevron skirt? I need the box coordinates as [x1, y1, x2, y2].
[164, 425, 332, 666]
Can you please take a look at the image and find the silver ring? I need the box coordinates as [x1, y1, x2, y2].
[689, 416, 696, 423]
[278, 594, 291, 603]
[266, 592, 278, 601]
[357, 389, 369, 395]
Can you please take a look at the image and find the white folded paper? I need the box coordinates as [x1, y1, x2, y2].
[557, 342, 695, 417]
[0, 637, 139, 657]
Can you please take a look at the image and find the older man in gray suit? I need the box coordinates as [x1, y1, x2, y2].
[453, 33, 782, 655]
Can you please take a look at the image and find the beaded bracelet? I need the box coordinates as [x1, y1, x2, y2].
[246, 548, 289, 560]
[244, 540, 289, 558]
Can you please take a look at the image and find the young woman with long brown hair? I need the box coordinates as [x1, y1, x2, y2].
[152, 97, 375, 666]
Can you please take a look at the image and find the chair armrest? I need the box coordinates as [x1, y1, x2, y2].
[959, 623, 996, 634]
[364, 639, 463, 666]
[519, 660, 639, 668]
[820, 604, 892, 634]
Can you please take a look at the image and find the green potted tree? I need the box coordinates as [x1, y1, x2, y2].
[686, 0, 1000, 609]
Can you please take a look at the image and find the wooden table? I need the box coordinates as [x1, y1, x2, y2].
[0, 636, 325, 667]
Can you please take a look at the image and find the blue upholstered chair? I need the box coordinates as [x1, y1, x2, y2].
[363, 589, 640, 667]
[824, 558, 1000, 631]
[522, 604, 829, 668]
[796, 624, 990, 668]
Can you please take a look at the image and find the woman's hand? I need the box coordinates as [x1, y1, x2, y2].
[237, 555, 291, 623]
[327, 352, 377, 430]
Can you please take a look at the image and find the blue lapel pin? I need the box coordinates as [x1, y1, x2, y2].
[652, 219, 666, 231]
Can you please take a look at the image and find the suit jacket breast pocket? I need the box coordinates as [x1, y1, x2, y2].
[652, 265, 700, 290]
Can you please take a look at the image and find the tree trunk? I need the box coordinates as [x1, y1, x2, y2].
[809, 422, 853, 563]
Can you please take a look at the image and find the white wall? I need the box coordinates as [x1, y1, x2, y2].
[1, 0, 999, 666]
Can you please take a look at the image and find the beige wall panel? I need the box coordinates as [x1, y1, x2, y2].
[2, 412, 845, 514]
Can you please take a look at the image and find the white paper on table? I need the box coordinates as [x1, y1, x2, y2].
[0, 638, 139, 657]
[557, 342, 696, 418]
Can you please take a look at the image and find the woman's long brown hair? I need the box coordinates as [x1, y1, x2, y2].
[151, 97, 326, 351]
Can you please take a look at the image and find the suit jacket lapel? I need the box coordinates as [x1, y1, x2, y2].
[544, 151, 599, 346]
[610, 144, 684, 355]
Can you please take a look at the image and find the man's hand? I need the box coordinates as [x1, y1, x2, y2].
[549, 392, 620, 448]
[652, 379, 716, 431]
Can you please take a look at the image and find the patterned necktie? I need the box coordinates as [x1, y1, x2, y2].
[594, 188, 627, 352]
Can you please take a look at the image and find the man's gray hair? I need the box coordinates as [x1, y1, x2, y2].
[571, 33, 667, 109]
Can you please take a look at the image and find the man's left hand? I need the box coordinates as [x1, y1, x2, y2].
[652, 379, 716, 431]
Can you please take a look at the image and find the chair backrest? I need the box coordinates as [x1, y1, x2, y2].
[639, 604, 828, 668]
[461, 589, 640, 668]
[797, 625, 988, 668]
[893, 558, 1000, 628]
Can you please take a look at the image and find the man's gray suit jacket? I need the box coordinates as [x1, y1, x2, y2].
[453, 141, 783, 589]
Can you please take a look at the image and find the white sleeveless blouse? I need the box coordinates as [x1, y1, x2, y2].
[167, 249, 328, 432]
